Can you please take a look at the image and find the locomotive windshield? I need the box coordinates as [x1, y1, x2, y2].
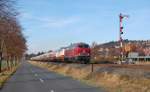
[78, 44, 89, 48]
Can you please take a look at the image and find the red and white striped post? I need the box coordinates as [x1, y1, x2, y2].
[119, 13, 129, 64]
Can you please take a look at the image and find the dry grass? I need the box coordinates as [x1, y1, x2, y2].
[29, 61, 150, 92]
[0, 66, 19, 88]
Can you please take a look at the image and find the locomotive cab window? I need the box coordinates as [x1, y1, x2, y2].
[78, 44, 89, 48]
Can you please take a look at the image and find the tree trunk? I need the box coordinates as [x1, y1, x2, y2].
[6, 58, 9, 70]
[0, 51, 2, 73]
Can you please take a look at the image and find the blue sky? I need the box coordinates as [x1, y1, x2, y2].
[17, 0, 150, 53]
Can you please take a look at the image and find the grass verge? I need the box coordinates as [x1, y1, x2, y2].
[0, 65, 19, 89]
[29, 61, 150, 92]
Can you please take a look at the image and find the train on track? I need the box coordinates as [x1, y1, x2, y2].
[30, 42, 91, 64]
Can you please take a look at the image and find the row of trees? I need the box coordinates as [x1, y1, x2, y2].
[0, 0, 27, 72]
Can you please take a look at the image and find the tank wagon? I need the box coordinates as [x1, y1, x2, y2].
[55, 47, 66, 61]
[30, 51, 56, 61]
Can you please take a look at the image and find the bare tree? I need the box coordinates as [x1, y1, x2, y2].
[0, 0, 27, 72]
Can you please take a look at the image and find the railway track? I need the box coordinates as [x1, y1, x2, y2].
[33, 60, 150, 71]
[93, 64, 150, 71]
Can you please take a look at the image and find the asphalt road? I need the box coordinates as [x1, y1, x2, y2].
[0, 61, 105, 92]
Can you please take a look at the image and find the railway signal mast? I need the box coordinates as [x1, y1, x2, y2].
[119, 13, 129, 64]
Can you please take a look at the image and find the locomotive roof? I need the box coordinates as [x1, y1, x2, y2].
[71, 42, 89, 46]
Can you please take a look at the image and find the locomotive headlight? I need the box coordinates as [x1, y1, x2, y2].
[78, 53, 81, 56]
[86, 53, 90, 56]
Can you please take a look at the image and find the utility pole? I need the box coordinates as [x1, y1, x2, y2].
[119, 13, 129, 64]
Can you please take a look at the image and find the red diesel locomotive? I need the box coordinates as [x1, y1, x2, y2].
[64, 43, 91, 63]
